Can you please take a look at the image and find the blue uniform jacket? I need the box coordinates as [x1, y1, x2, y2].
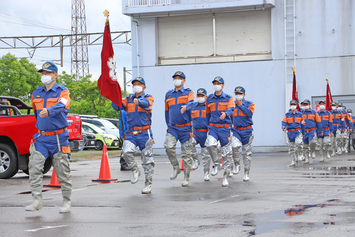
[112, 92, 154, 131]
[165, 87, 194, 126]
[282, 110, 303, 130]
[301, 109, 322, 135]
[31, 83, 70, 132]
[317, 110, 333, 136]
[231, 98, 254, 128]
[205, 92, 235, 125]
[191, 102, 208, 129]
[329, 110, 345, 131]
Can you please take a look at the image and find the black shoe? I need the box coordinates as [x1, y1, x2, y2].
[120, 166, 131, 171]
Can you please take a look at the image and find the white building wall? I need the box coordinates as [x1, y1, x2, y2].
[125, 0, 355, 153]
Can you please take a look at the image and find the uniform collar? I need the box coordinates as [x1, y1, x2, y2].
[134, 92, 145, 98]
[40, 82, 59, 92]
[173, 87, 185, 93]
[211, 91, 227, 99]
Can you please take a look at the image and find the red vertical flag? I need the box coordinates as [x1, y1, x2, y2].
[97, 20, 122, 108]
[325, 78, 333, 111]
[291, 67, 300, 111]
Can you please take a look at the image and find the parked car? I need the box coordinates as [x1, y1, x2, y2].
[81, 116, 120, 138]
[102, 118, 120, 128]
[0, 96, 84, 179]
[82, 122, 120, 150]
[82, 128, 96, 149]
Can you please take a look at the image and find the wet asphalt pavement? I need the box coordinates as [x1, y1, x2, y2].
[1, 151, 355, 237]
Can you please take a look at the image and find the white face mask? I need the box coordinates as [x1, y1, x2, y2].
[197, 97, 206, 104]
[304, 105, 310, 110]
[349, 113, 352, 116]
[133, 85, 143, 94]
[337, 107, 342, 111]
[41, 75, 53, 85]
[235, 95, 243, 101]
[173, 79, 182, 87]
[290, 105, 297, 110]
[319, 105, 325, 110]
[213, 85, 222, 92]
[332, 106, 337, 110]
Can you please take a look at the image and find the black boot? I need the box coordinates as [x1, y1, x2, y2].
[120, 157, 130, 171]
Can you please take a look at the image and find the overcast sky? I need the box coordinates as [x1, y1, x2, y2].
[0, 0, 132, 86]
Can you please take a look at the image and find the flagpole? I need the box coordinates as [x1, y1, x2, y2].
[103, 9, 126, 143]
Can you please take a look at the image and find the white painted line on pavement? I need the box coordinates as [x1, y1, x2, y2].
[25, 225, 67, 232]
[210, 195, 239, 204]
[73, 188, 87, 192]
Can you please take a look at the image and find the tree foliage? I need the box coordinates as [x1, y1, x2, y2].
[1, 53, 123, 119]
[0, 53, 41, 100]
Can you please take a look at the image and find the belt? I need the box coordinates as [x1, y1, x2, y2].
[288, 128, 300, 131]
[305, 127, 316, 132]
[125, 128, 150, 136]
[210, 123, 230, 128]
[129, 125, 150, 131]
[38, 128, 67, 136]
[322, 128, 329, 130]
[234, 125, 252, 130]
[172, 122, 192, 127]
[194, 128, 208, 132]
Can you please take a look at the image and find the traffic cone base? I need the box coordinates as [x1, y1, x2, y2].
[92, 145, 117, 183]
[180, 159, 195, 171]
[43, 167, 61, 188]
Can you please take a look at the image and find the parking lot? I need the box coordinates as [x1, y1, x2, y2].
[1, 152, 355, 236]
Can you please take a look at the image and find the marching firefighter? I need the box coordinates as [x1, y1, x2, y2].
[191, 88, 212, 181]
[112, 77, 155, 194]
[231, 86, 255, 181]
[205, 76, 235, 187]
[164, 71, 194, 187]
[316, 101, 333, 162]
[26, 62, 72, 213]
[342, 106, 353, 153]
[282, 100, 303, 166]
[301, 99, 322, 163]
[347, 109, 354, 152]
[329, 102, 345, 156]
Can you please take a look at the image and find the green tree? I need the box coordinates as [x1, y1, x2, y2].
[0, 53, 41, 100]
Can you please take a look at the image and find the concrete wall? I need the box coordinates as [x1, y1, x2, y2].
[125, 0, 355, 153]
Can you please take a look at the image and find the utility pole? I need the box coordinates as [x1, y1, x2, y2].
[71, 0, 89, 80]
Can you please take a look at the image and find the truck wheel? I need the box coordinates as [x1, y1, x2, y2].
[22, 158, 52, 175]
[0, 144, 18, 179]
[95, 140, 103, 150]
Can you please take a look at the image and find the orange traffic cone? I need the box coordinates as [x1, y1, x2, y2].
[180, 159, 184, 171]
[43, 167, 61, 188]
[92, 145, 117, 183]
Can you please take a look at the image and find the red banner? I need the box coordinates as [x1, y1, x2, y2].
[326, 80, 332, 111]
[292, 70, 300, 111]
[97, 22, 122, 108]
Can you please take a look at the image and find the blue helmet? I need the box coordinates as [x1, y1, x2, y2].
[235, 86, 245, 94]
[172, 71, 186, 79]
[212, 76, 224, 84]
[38, 61, 58, 73]
[131, 77, 146, 85]
[197, 88, 207, 95]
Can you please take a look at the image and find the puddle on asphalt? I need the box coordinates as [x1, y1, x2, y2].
[301, 166, 355, 177]
[244, 199, 353, 235]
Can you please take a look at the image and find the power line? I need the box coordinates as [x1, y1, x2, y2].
[0, 12, 71, 33]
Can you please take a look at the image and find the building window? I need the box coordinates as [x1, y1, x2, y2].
[158, 10, 271, 65]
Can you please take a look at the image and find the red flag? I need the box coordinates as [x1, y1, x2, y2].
[325, 79, 333, 111]
[97, 21, 122, 108]
[291, 69, 300, 111]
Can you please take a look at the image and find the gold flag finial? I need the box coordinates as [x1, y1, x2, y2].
[103, 9, 109, 18]
[103, 9, 109, 25]
[291, 66, 295, 72]
[326, 78, 329, 84]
